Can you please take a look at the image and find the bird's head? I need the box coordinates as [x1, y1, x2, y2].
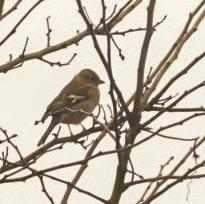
[76, 69, 105, 86]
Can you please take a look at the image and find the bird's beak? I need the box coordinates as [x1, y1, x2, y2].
[98, 79, 105, 84]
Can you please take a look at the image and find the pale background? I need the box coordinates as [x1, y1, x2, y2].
[0, 0, 205, 203]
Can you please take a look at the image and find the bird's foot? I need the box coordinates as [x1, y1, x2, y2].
[34, 119, 44, 125]
[74, 139, 86, 149]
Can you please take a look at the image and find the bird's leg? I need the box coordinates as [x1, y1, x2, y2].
[80, 123, 86, 131]
[67, 124, 73, 136]
[68, 124, 85, 145]
[80, 123, 89, 140]
[52, 125, 61, 139]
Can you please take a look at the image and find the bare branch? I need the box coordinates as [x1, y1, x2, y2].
[147, 106, 205, 112]
[0, 0, 46, 47]
[143, 3, 205, 103]
[149, 51, 205, 105]
[125, 172, 205, 187]
[46, 16, 52, 47]
[38, 176, 55, 204]
[39, 53, 77, 67]
[142, 159, 205, 204]
[111, 15, 166, 36]
[0, 0, 144, 73]
[132, 0, 156, 122]
[0, 0, 23, 21]
[143, 80, 205, 127]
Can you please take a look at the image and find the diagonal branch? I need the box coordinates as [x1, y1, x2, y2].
[0, 0, 46, 47]
[0, 0, 23, 21]
[142, 3, 205, 104]
[149, 51, 205, 106]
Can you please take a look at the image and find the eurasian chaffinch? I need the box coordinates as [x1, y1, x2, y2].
[37, 69, 104, 146]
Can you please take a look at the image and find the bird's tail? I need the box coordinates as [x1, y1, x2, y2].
[37, 118, 59, 146]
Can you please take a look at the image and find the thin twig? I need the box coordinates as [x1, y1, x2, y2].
[0, 0, 45, 46]
[46, 16, 52, 47]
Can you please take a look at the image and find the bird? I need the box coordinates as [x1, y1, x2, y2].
[37, 69, 104, 146]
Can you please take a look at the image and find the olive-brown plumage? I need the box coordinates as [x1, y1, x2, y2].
[37, 69, 104, 146]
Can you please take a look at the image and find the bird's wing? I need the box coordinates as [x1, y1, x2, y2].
[41, 84, 89, 122]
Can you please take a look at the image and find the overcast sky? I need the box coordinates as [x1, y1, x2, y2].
[0, 0, 205, 203]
